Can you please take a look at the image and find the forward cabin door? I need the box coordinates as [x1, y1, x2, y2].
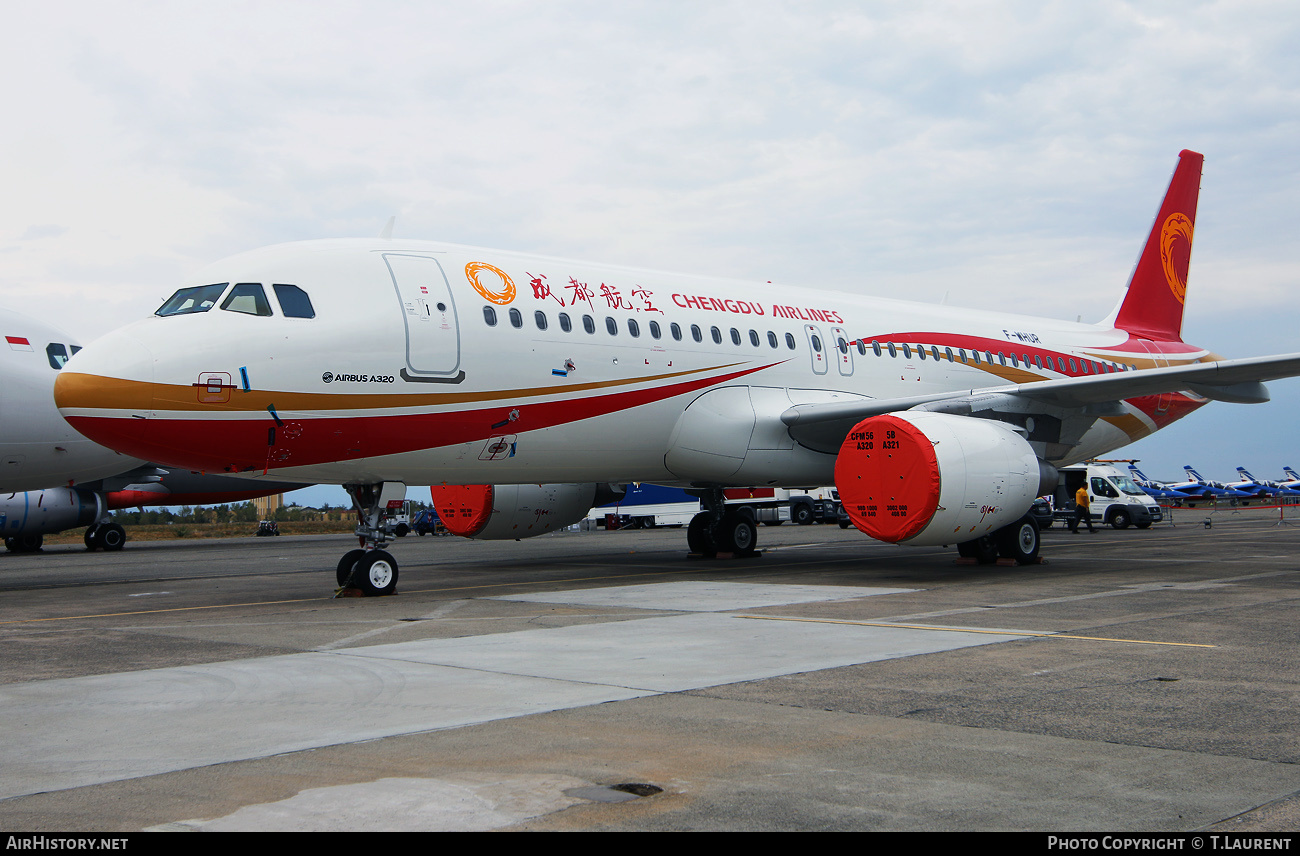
[383, 254, 462, 380]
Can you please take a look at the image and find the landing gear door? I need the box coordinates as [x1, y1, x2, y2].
[384, 254, 462, 378]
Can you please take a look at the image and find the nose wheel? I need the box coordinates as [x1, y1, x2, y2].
[335, 482, 405, 596]
[337, 548, 399, 596]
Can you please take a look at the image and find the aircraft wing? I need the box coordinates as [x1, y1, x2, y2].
[781, 351, 1300, 452]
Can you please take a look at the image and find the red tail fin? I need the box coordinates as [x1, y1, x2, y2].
[1111, 149, 1203, 342]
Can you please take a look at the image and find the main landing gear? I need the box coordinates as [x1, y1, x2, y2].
[336, 482, 406, 596]
[84, 522, 127, 552]
[956, 514, 1041, 565]
[686, 488, 759, 558]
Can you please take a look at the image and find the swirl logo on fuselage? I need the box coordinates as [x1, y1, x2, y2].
[1160, 212, 1194, 305]
[465, 261, 516, 305]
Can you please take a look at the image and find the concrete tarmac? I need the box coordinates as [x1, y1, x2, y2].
[0, 507, 1297, 831]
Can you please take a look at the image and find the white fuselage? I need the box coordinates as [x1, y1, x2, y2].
[54, 239, 1208, 490]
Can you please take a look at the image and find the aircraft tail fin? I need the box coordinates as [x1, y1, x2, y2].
[1128, 464, 1150, 482]
[1237, 466, 1256, 481]
[1108, 150, 1203, 343]
[1285, 467, 1300, 481]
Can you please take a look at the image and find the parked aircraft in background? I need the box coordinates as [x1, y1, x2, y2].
[1230, 467, 1300, 498]
[1124, 465, 1192, 501]
[1180, 466, 1255, 500]
[1280, 467, 1300, 490]
[1, 307, 298, 553]
[2, 308, 137, 491]
[55, 150, 1300, 594]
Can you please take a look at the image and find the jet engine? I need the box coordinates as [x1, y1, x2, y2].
[834, 412, 1048, 547]
[1, 487, 105, 549]
[430, 483, 598, 540]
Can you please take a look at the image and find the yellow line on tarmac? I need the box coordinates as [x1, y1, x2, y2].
[735, 614, 1217, 648]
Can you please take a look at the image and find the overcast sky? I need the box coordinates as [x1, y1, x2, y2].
[3, 1, 1298, 505]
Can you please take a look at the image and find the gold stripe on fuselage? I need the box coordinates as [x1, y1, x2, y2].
[55, 362, 752, 414]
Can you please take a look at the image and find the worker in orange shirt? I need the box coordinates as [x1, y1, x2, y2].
[1070, 484, 1097, 533]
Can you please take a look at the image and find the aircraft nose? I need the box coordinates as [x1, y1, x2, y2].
[55, 328, 159, 460]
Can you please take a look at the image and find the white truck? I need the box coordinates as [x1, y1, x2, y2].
[1052, 462, 1163, 530]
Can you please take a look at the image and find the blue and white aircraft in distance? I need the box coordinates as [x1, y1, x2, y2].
[1230, 467, 1300, 498]
[1126, 464, 1249, 501]
[1180, 466, 1256, 499]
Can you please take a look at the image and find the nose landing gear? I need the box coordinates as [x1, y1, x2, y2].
[336, 482, 405, 596]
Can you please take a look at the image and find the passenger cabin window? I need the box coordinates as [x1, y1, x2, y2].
[711, 326, 723, 344]
[785, 333, 796, 350]
[671, 323, 683, 341]
[730, 327, 741, 346]
[535, 311, 548, 331]
[691, 324, 703, 343]
[272, 284, 315, 318]
[221, 283, 273, 316]
[583, 315, 596, 334]
[559, 312, 572, 332]
[750, 330, 760, 347]
[627, 319, 640, 337]
[156, 283, 229, 316]
[650, 320, 661, 339]
[483, 306, 498, 326]
[605, 317, 618, 336]
[509, 308, 523, 328]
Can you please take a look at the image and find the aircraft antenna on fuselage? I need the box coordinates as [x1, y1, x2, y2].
[1102, 149, 1204, 343]
[379, 216, 395, 240]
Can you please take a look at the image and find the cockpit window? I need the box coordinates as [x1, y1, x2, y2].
[272, 283, 315, 318]
[156, 283, 229, 316]
[46, 343, 69, 369]
[221, 283, 273, 317]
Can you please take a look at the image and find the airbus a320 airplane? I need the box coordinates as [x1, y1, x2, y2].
[54, 151, 1300, 594]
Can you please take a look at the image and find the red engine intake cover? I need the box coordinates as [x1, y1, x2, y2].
[430, 485, 494, 537]
[834, 413, 942, 543]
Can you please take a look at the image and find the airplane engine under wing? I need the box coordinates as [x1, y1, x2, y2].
[0, 487, 105, 539]
[430, 483, 596, 540]
[834, 412, 1045, 547]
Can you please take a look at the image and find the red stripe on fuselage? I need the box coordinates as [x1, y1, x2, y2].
[66, 363, 776, 474]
